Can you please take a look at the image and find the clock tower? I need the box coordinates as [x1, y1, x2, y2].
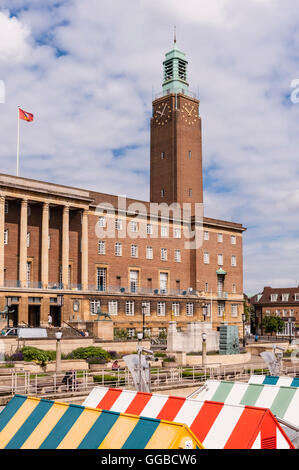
[150, 40, 203, 209]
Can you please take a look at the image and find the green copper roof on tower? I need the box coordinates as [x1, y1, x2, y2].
[162, 35, 189, 95]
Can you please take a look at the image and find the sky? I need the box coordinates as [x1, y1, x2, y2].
[1, 0, 299, 294]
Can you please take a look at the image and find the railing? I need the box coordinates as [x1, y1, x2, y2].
[0, 364, 298, 400]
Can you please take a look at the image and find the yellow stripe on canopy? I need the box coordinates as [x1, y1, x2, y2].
[0, 399, 39, 449]
[21, 402, 69, 449]
[57, 408, 101, 449]
[98, 415, 138, 449]
[145, 422, 184, 449]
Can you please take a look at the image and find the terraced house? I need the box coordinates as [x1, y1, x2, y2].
[0, 41, 246, 338]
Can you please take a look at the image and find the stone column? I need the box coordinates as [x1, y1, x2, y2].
[0, 195, 5, 287]
[41, 202, 49, 288]
[19, 199, 28, 288]
[81, 208, 89, 291]
[62, 205, 69, 289]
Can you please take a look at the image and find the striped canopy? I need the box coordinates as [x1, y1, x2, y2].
[83, 387, 293, 449]
[0, 395, 203, 449]
[194, 380, 299, 428]
[248, 375, 299, 387]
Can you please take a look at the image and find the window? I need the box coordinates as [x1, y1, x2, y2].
[126, 301, 135, 316]
[161, 226, 168, 237]
[131, 244, 138, 258]
[161, 151, 165, 160]
[160, 272, 168, 293]
[218, 254, 223, 266]
[130, 221, 138, 233]
[231, 235, 236, 245]
[282, 309, 288, 317]
[127, 328, 136, 338]
[270, 294, 278, 302]
[186, 303, 194, 316]
[90, 300, 101, 315]
[231, 255, 237, 267]
[142, 302, 151, 316]
[282, 293, 289, 302]
[275, 309, 281, 317]
[218, 302, 225, 317]
[174, 228, 181, 238]
[188, 150, 192, 160]
[205, 282, 209, 292]
[231, 304, 238, 317]
[26, 262, 31, 288]
[265, 310, 270, 316]
[232, 283, 237, 294]
[189, 188, 192, 197]
[146, 246, 153, 259]
[158, 327, 166, 337]
[295, 293, 299, 301]
[27, 205, 31, 217]
[4, 201, 8, 214]
[115, 242, 122, 256]
[144, 327, 151, 337]
[204, 252, 209, 264]
[27, 232, 30, 248]
[161, 189, 165, 197]
[290, 309, 294, 315]
[157, 302, 166, 316]
[96, 267, 107, 291]
[48, 235, 51, 249]
[217, 276, 224, 297]
[161, 248, 167, 261]
[115, 218, 122, 230]
[130, 270, 139, 293]
[204, 231, 209, 241]
[98, 216, 106, 227]
[98, 240, 106, 255]
[4, 229, 8, 245]
[172, 303, 180, 316]
[108, 301, 118, 316]
[218, 233, 223, 243]
[147, 224, 153, 235]
[175, 249, 181, 262]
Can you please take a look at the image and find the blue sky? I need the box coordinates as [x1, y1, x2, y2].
[1, 0, 299, 293]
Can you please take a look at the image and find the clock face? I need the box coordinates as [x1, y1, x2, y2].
[154, 102, 172, 126]
[181, 103, 198, 125]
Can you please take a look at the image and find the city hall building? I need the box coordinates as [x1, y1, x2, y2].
[0, 41, 246, 338]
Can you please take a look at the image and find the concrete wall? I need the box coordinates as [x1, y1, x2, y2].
[167, 321, 219, 353]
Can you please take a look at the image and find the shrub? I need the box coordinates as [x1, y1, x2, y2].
[20, 347, 56, 366]
[163, 356, 176, 362]
[87, 356, 108, 365]
[66, 346, 111, 361]
[10, 352, 24, 362]
[154, 352, 167, 358]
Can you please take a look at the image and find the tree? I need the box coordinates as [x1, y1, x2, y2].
[262, 316, 284, 336]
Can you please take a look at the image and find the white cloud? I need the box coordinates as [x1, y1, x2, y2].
[1, 0, 299, 293]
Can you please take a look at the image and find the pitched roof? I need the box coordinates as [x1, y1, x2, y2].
[83, 386, 293, 449]
[0, 395, 203, 449]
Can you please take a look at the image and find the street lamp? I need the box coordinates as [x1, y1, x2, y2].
[242, 313, 246, 348]
[55, 329, 62, 374]
[142, 303, 147, 338]
[288, 317, 292, 345]
[202, 332, 207, 368]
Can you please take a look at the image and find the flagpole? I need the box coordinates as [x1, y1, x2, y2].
[17, 106, 20, 177]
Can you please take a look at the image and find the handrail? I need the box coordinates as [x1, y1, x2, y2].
[63, 321, 85, 336]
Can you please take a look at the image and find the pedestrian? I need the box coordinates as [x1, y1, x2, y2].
[48, 313, 52, 328]
[255, 334, 259, 342]
[112, 360, 119, 370]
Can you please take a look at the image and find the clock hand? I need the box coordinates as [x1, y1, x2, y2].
[161, 103, 167, 116]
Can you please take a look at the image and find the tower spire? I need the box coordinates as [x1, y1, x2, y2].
[174, 25, 176, 44]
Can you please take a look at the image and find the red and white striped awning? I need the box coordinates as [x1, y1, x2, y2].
[83, 387, 294, 449]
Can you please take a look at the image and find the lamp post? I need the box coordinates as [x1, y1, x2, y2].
[142, 303, 147, 338]
[288, 317, 292, 345]
[242, 313, 246, 348]
[55, 330, 62, 374]
[137, 332, 143, 392]
[202, 332, 207, 368]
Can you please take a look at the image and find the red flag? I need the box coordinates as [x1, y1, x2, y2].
[19, 108, 34, 122]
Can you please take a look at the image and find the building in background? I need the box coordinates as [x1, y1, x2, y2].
[251, 286, 298, 337]
[0, 41, 245, 338]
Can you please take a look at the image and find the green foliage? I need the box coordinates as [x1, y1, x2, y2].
[262, 316, 284, 335]
[162, 356, 176, 363]
[114, 328, 129, 340]
[154, 352, 167, 358]
[182, 371, 210, 378]
[20, 347, 56, 366]
[87, 356, 108, 365]
[66, 346, 111, 361]
[93, 374, 126, 386]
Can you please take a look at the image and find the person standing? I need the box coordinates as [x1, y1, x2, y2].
[48, 313, 53, 328]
